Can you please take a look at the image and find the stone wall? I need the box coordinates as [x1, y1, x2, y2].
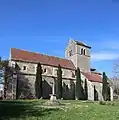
[65, 40, 91, 73]
[16, 74, 75, 99]
[9, 60, 112, 101]
[92, 82, 103, 101]
[9, 61, 75, 79]
[9, 60, 76, 99]
[76, 44, 91, 72]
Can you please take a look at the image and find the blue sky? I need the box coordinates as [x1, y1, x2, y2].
[0, 0, 119, 77]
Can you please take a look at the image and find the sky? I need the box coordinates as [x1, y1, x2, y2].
[0, 0, 119, 77]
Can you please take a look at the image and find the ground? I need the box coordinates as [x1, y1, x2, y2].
[0, 100, 119, 120]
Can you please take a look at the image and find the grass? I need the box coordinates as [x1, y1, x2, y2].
[0, 100, 119, 120]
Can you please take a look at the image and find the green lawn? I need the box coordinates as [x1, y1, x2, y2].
[0, 100, 119, 120]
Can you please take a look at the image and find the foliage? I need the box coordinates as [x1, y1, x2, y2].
[99, 101, 106, 105]
[110, 77, 119, 95]
[107, 86, 111, 101]
[94, 86, 98, 101]
[75, 68, 84, 100]
[0, 59, 14, 99]
[84, 79, 88, 100]
[56, 64, 62, 99]
[114, 88, 119, 95]
[102, 72, 108, 101]
[35, 63, 43, 99]
[71, 81, 75, 100]
[15, 63, 20, 99]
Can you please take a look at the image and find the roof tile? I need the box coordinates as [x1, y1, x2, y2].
[82, 72, 102, 83]
[10, 48, 76, 70]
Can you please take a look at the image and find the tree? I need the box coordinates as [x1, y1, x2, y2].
[15, 63, 20, 99]
[75, 67, 84, 100]
[107, 86, 111, 101]
[111, 59, 119, 95]
[2, 60, 11, 99]
[35, 63, 43, 99]
[84, 79, 88, 100]
[56, 64, 62, 99]
[110, 77, 119, 95]
[113, 59, 119, 77]
[72, 82, 75, 100]
[94, 86, 98, 101]
[102, 72, 108, 101]
[0, 59, 14, 99]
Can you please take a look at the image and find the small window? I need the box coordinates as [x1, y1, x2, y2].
[72, 72, 75, 78]
[69, 50, 72, 57]
[81, 48, 83, 55]
[23, 66, 27, 71]
[84, 49, 86, 55]
[44, 68, 47, 73]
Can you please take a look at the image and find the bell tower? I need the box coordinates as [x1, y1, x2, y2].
[65, 39, 91, 72]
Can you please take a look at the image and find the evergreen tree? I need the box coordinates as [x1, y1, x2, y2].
[72, 82, 75, 100]
[75, 68, 84, 100]
[35, 63, 43, 99]
[94, 85, 98, 101]
[0, 58, 19, 99]
[102, 72, 108, 101]
[107, 86, 111, 101]
[0, 59, 14, 99]
[3, 60, 9, 99]
[70, 81, 75, 100]
[56, 64, 62, 99]
[15, 63, 20, 99]
[84, 79, 88, 100]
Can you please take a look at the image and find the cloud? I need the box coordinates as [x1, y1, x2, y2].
[91, 51, 119, 61]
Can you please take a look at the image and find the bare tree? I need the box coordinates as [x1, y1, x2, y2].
[110, 59, 119, 95]
[110, 77, 119, 95]
[0, 58, 16, 99]
[113, 59, 119, 77]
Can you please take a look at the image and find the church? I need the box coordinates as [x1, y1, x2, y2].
[9, 39, 113, 101]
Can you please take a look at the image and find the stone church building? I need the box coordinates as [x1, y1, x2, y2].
[9, 39, 113, 101]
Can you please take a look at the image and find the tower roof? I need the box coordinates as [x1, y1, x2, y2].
[74, 40, 91, 49]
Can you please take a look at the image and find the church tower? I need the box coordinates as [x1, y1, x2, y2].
[65, 39, 91, 73]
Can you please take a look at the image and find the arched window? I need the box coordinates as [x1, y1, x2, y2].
[71, 71, 75, 78]
[23, 66, 27, 71]
[44, 68, 47, 73]
[81, 48, 83, 55]
[69, 50, 72, 56]
[84, 49, 86, 55]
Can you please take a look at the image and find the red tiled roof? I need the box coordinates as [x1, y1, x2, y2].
[82, 72, 102, 83]
[91, 71, 102, 75]
[10, 48, 76, 70]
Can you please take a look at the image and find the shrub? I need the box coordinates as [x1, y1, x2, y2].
[99, 101, 106, 105]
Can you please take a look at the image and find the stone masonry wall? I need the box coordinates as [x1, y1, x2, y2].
[10, 61, 76, 79]
[92, 82, 103, 101]
[65, 40, 91, 73]
[9, 60, 106, 101]
[17, 74, 75, 99]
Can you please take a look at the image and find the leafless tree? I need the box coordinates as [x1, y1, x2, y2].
[0, 58, 16, 99]
[110, 58, 119, 95]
